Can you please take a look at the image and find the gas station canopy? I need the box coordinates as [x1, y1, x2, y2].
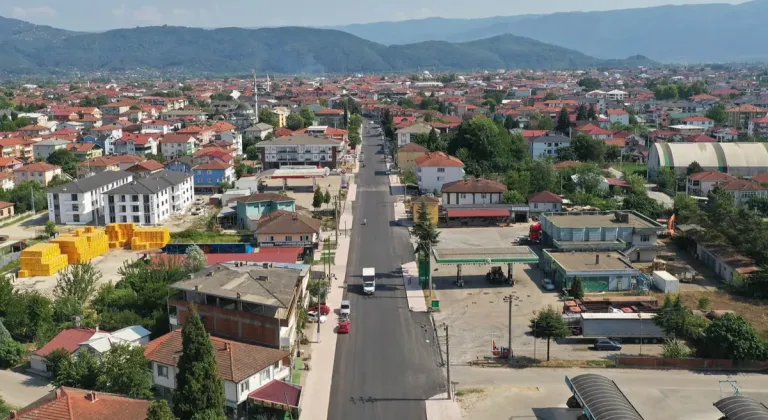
[270, 166, 330, 179]
[431, 247, 539, 264]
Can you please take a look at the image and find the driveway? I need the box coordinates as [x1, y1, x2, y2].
[645, 184, 674, 209]
[0, 369, 53, 408]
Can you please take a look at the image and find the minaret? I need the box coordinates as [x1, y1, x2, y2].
[266, 74, 271, 92]
[253, 70, 259, 124]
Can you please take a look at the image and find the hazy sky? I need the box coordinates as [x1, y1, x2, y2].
[4, 0, 747, 31]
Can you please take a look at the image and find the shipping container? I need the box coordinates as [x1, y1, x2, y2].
[652, 270, 680, 294]
[580, 313, 667, 342]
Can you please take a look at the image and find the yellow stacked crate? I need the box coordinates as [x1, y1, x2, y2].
[18, 243, 68, 277]
[106, 223, 135, 248]
[51, 227, 110, 264]
[130, 227, 171, 250]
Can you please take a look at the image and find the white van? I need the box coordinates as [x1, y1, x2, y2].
[363, 267, 376, 295]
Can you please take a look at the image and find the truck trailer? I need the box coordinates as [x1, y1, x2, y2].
[564, 312, 667, 343]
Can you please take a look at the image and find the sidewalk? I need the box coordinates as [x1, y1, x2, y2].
[426, 393, 462, 420]
[299, 172, 357, 420]
[401, 261, 427, 312]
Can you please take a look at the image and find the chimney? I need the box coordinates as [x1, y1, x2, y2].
[87, 392, 98, 402]
[595, 254, 600, 265]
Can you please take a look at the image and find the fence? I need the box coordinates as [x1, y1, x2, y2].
[616, 356, 768, 371]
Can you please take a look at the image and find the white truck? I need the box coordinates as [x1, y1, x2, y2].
[363, 267, 376, 295]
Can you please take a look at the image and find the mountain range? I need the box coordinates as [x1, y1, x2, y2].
[0, 18, 652, 77]
[328, 0, 768, 63]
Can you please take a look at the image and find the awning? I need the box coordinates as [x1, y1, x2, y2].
[446, 209, 510, 218]
[249, 380, 302, 415]
[565, 374, 644, 420]
[714, 396, 768, 420]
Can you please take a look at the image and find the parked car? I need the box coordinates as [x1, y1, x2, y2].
[542, 278, 555, 291]
[309, 304, 331, 315]
[340, 300, 351, 317]
[307, 311, 327, 323]
[593, 338, 622, 351]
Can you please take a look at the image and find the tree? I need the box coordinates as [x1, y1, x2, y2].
[705, 103, 728, 125]
[145, 153, 167, 163]
[0, 338, 26, 368]
[0, 320, 9, 341]
[529, 306, 570, 361]
[4, 291, 54, 341]
[0, 396, 10, 420]
[298, 107, 315, 127]
[46, 148, 78, 177]
[556, 107, 571, 134]
[570, 133, 605, 163]
[44, 348, 71, 380]
[53, 295, 85, 325]
[426, 128, 442, 152]
[686, 161, 704, 176]
[700, 313, 767, 361]
[576, 104, 588, 121]
[54, 263, 102, 303]
[410, 203, 440, 260]
[97, 343, 154, 399]
[587, 105, 597, 121]
[173, 306, 226, 420]
[656, 167, 678, 192]
[286, 113, 304, 130]
[245, 145, 259, 160]
[502, 190, 526, 204]
[570, 277, 585, 299]
[662, 339, 691, 359]
[674, 194, 703, 224]
[323, 189, 331, 208]
[258, 108, 277, 127]
[54, 351, 99, 390]
[535, 114, 554, 131]
[184, 245, 206, 273]
[306, 279, 328, 305]
[555, 146, 578, 162]
[577, 77, 601, 91]
[147, 400, 177, 420]
[622, 193, 664, 219]
[604, 145, 622, 162]
[312, 188, 323, 209]
[504, 115, 519, 131]
[45, 220, 56, 237]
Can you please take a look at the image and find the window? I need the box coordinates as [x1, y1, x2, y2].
[437, 176, 444, 181]
[285, 236, 292, 241]
[131, 195, 139, 202]
[71, 194, 77, 201]
[120, 196, 126, 202]
[259, 369, 271, 384]
[640, 235, 650, 242]
[480, 194, 486, 199]
[300, 235, 309, 241]
[133, 216, 140, 223]
[239, 381, 250, 393]
[144, 215, 150, 224]
[157, 364, 168, 378]
[72, 204, 79, 211]
[437, 168, 445, 173]
[132, 205, 139, 212]
[120, 206, 126, 212]
[534, 203, 539, 209]
[460, 194, 467, 199]
[73, 214, 80, 223]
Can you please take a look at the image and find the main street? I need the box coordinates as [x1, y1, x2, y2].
[327, 123, 445, 419]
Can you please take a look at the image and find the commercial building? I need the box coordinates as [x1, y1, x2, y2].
[46, 171, 134, 225]
[103, 171, 194, 225]
[255, 210, 321, 250]
[441, 177, 506, 206]
[539, 211, 664, 262]
[254, 134, 346, 170]
[541, 250, 640, 292]
[415, 151, 465, 193]
[648, 142, 768, 180]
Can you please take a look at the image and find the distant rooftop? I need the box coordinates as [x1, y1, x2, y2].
[544, 211, 662, 229]
[549, 251, 637, 272]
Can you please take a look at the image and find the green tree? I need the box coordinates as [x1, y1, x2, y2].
[555, 146, 578, 162]
[686, 161, 704, 175]
[52, 295, 85, 325]
[45, 220, 57, 237]
[145, 153, 167, 163]
[504, 115, 519, 131]
[674, 194, 703, 224]
[410, 204, 440, 260]
[556, 107, 570, 134]
[529, 306, 570, 361]
[184, 245, 206, 273]
[661, 339, 691, 359]
[576, 104, 588, 121]
[44, 348, 71, 380]
[0, 338, 26, 368]
[173, 306, 226, 420]
[4, 291, 54, 341]
[54, 351, 100, 389]
[535, 114, 554, 131]
[46, 148, 78, 178]
[577, 78, 601, 91]
[323, 189, 331, 207]
[622, 193, 664, 219]
[147, 400, 177, 420]
[245, 145, 260, 160]
[258, 108, 277, 127]
[700, 313, 767, 361]
[705, 103, 728, 125]
[604, 145, 622, 162]
[306, 279, 329, 305]
[298, 107, 315, 127]
[570, 277, 585, 299]
[97, 343, 154, 399]
[528, 160, 556, 194]
[426, 128, 442, 152]
[570, 133, 605, 163]
[286, 113, 304, 130]
[312, 188, 323, 209]
[53, 263, 102, 303]
[656, 167, 678, 192]
[0, 396, 9, 420]
[0, 320, 9, 341]
[502, 190, 526, 204]
[587, 105, 597, 121]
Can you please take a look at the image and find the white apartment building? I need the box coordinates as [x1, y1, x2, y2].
[415, 152, 465, 193]
[606, 90, 628, 101]
[531, 134, 571, 160]
[160, 134, 197, 159]
[395, 123, 433, 147]
[255, 133, 344, 169]
[213, 130, 243, 156]
[47, 171, 134, 225]
[103, 171, 194, 225]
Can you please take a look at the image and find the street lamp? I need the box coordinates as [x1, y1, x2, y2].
[503, 294, 515, 360]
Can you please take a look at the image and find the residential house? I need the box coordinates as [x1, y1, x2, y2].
[255, 210, 321, 250]
[164, 155, 195, 174]
[726, 104, 766, 128]
[528, 191, 563, 214]
[0, 157, 23, 172]
[395, 123, 433, 147]
[210, 121, 243, 156]
[89, 125, 123, 139]
[125, 160, 166, 177]
[245, 122, 275, 141]
[605, 90, 628, 101]
[255, 134, 345, 170]
[0, 138, 35, 161]
[0, 201, 14, 219]
[681, 116, 714, 129]
[67, 143, 102, 161]
[8, 387, 152, 420]
[686, 170, 737, 196]
[143, 330, 294, 417]
[103, 171, 194, 225]
[100, 101, 134, 116]
[177, 125, 215, 145]
[576, 123, 613, 140]
[76, 156, 120, 178]
[415, 152, 465, 193]
[114, 134, 158, 156]
[18, 124, 52, 136]
[140, 119, 174, 135]
[46, 171, 134, 225]
[160, 109, 209, 122]
[167, 262, 311, 350]
[14, 162, 62, 186]
[718, 179, 768, 208]
[82, 134, 119, 155]
[234, 193, 296, 230]
[0, 172, 15, 190]
[33, 139, 70, 160]
[273, 107, 289, 127]
[314, 108, 344, 127]
[29, 328, 104, 376]
[109, 154, 147, 170]
[193, 160, 235, 193]
[230, 102, 258, 130]
[397, 143, 429, 172]
[606, 109, 630, 125]
[160, 134, 197, 159]
[441, 177, 507, 205]
[531, 134, 571, 160]
[709, 126, 739, 142]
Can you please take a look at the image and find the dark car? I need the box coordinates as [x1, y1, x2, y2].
[594, 338, 623, 351]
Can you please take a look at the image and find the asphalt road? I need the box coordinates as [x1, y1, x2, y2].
[327, 126, 445, 419]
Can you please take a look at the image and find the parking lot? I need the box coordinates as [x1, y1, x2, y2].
[261, 175, 346, 210]
[431, 227, 662, 363]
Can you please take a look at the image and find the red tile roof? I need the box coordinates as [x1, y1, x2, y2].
[441, 177, 506, 193]
[161, 134, 195, 143]
[78, 156, 119, 168]
[128, 160, 164, 171]
[15, 162, 60, 173]
[415, 152, 464, 168]
[34, 328, 100, 357]
[718, 179, 766, 191]
[398, 143, 428, 153]
[686, 133, 717, 143]
[193, 159, 232, 170]
[528, 191, 563, 203]
[12, 387, 151, 420]
[0, 201, 14, 209]
[143, 330, 289, 383]
[553, 160, 581, 170]
[750, 173, 768, 183]
[688, 170, 736, 182]
[249, 380, 302, 408]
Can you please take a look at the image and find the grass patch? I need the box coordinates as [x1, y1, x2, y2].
[615, 162, 648, 178]
[171, 229, 249, 244]
[454, 388, 485, 397]
[0, 258, 20, 274]
[0, 213, 35, 228]
[678, 290, 768, 339]
[292, 358, 304, 384]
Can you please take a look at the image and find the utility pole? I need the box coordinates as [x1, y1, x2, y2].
[503, 294, 514, 360]
[334, 194, 339, 245]
[444, 324, 451, 400]
[30, 186, 35, 213]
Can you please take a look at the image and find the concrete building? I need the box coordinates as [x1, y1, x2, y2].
[441, 177, 506, 205]
[234, 193, 296, 230]
[254, 210, 321, 250]
[541, 250, 640, 293]
[14, 162, 63, 186]
[415, 152, 465, 194]
[696, 242, 761, 284]
[607, 109, 630, 125]
[159, 134, 197, 159]
[395, 123, 433, 147]
[33, 138, 70, 160]
[539, 211, 664, 262]
[47, 171, 134, 225]
[531, 134, 571, 160]
[648, 142, 768, 180]
[397, 143, 429, 172]
[103, 171, 194, 225]
[686, 170, 736, 196]
[255, 134, 345, 170]
[528, 191, 563, 214]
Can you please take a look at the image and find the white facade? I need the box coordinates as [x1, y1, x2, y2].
[47, 173, 134, 225]
[396, 123, 433, 147]
[417, 166, 465, 193]
[529, 201, 562, 213]
[442, 191, 503, 205]
[104, 174, 194, 225]
[161, 137, 197, 159]
[114, 137, 158, 156]
[531, 135, 572, 160]
[683, 118, 714, 129]
[214, 131, 243, 156]
[606, 90, 628, 101]
[608, 113, 630, 125]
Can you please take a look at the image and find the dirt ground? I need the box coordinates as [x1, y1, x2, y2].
[679, 290, 768, 339]
[12, 248, 141, 296]
[430, 227, 662, 363]
[261, 175, 345, 210]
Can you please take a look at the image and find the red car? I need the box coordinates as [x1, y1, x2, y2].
[309, 304, 331, 315]
[337, 321, 350, 334]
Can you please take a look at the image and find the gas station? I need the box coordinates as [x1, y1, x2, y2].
[264, 166, 332, 190]
[423, 246, 540, 288]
